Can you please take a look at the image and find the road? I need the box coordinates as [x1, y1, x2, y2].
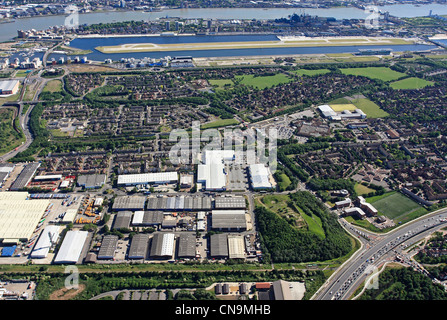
[313, 208, 447, 300]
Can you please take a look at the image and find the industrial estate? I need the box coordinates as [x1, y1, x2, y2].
[1, 0, 447, 307]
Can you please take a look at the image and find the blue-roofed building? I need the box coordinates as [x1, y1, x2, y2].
[1, 245, 17, 257]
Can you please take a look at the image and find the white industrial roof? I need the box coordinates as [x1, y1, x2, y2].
[160, 233, 175, 257]
[228, 235, 245, 259]
[117, 172, 178, 185]
[0, 199, 49, 241]
[62, 209, 78, 224]
[0, 192, 28, 201]
[54, 230, 88, 264]
[198, 163, 226, 190]
[318, 105, 337, 118]
[202, 150, 235, 164]
[249, 164, 272, 189]
[30, 225, 60, 259]
[34, 175, 62, 181]
[0, 79, 19, 91]
[132, 211, 145, 225]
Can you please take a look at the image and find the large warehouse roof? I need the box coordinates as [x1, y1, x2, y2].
[211, 210, 247, 231]
[228, 235, 245, 259]
[198, 162, 227, 191]
[128, 233, 149, 259]
[117, 172, 178, 186]
[10, 162, 40, 191]
[77, 174, 106, 189]
[0, 191, 28, 201]
[113, 211, 132, 230]
[98, 235, 118, 259]
[150, 233, 175, 258]
[112, 196, 146, 211]
[30, 225, 61, 259]
[146, 196, 212, 211]
[0, 199, 50, 242]
[54, 230, 88, 264]
[177, 233, 196, 258]
[210, 233, 228, 258]
[249, 164, 273, 190]
[214, 196, 246, 209]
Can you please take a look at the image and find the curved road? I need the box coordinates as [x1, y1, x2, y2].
[314, 208, 447, 300]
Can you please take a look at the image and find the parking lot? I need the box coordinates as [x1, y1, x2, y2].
[226, 164, 249, 191]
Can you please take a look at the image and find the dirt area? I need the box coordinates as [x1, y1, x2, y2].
[49, 283, 85, 300]
[65, 64, 118, 73]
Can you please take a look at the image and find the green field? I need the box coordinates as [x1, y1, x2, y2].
[350, 97, 389, 118]
[42, 79, 63, 93]
[340, 67, 406, 82]
[208, 79, 233, 90]
[389, 77, 435, 90]
[0, 108, 25, 156]
[277, 172, 292, 191]
[354, 183, 375, 196]
[236, 73, 293, 89]
[201, 118, 239, 129]
[293, 69, 331, 77]
[366, 191, 427, 222]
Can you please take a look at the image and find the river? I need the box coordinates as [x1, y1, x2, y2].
[1, 3, 447, 43]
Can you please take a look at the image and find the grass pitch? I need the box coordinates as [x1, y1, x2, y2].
[340, 67, 406, 82]
[389, 77, 434, 90]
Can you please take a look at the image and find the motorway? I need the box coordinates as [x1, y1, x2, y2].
[314, 208, 447, 300]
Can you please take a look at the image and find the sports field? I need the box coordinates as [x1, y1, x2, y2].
[340, 67, 407, 82]
[236, 73, 293, 89]
[329, 97, 389, 118]
[293, 69, 331, 77]
[366, 191, 427, 222]
[389, 77, 434, 90]
[95, 37, 414, 53]
[329, 103, 357, 112]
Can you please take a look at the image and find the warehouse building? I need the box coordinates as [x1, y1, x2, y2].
[112, 196, 146, 211]
[131, 211, 163, 226]
[97, 235, 118, 260]
[146, 196, 212, 211]
[0, 79, 20, 95]
[210, 233, 228, 259]
[248, 164, 273, 190]
[177, 233, 196, 259]
[128, 233, 150, 259]
[112, 211, 132, 230]
[228, 235, 245, 259]
[54, 230, 88, 264]
[211, 210, 247, 232]
[10, 162, 40, 191]
[197, 150, 234, 191]
[0, 197, 49, 242]
[214, 196, 246, 210]
[61, 209, 78, 224]
[150, 233, 175, 259]
[76, 174, 106, 189]
[34, 174, 62, 182]
[0, 163, 15, 188]
[117, 171, 178, 187]
[30, 225, 60, 259]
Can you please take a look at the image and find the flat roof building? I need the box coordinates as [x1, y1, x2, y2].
[249, 164, 273, 190]
[210, 233, 228, 258]
[10, 162, 40, 191]
[211, 210, 247, 231]
[0, 163, 14, 187]
[97, 235, 118, 260]
[54, 230, 88, 264]
[30, 225, 60, 259]
[177, 233, 196, 259]
[112, 211, 132, 230]
[228, 235, 245, 259]
[128, 233, 149, 259]
[214, 196, 246, 210]
[62, 209, 77, 224]
[77, 174, 106, 189]
[150, 233, 175, 259]
[0, 198, 49, 242]
[117, 172, 178, 186]
[0, 79, 19, 95]
[112, 196, 146, 211]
